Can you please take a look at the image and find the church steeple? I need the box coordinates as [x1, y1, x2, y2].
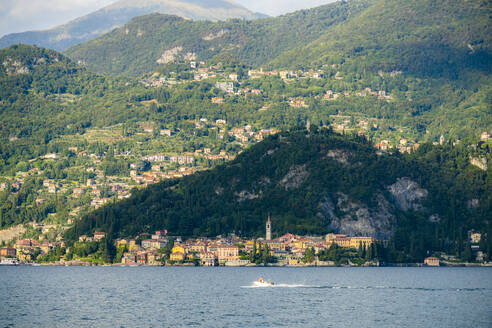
[266, 214, 271, 240]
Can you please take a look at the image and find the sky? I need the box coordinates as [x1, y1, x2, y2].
[238, 0, 336, 16]
[0, 0, 336, 38]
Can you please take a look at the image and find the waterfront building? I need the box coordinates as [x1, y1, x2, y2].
[0, 247, 16, 257]
[216, 245, 239, 264]
[170, 252, 185, 262]
[170, 245, 186, 262]
[200, 252, 217, 266]
[121, 252, 136, 264]
[424, 257, 440, 266]
[349, 237, 375, 249]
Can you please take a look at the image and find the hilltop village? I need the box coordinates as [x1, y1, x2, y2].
[1, 217, 487, 267]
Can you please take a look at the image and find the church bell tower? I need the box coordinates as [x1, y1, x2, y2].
[266, 215, 271, 240]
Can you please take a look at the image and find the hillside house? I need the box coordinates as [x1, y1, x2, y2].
[79, 235, 93, 242]
[160, 129, 172, 137]
[211, 97, 224, 104]
[35, 198, 46, 205]
[72, 188, 85, 197]
[151, 240, 167, 249]
[469, 232, 481, 244]
[93, 232, 106, 241]
[216, 82, 234, 93]
[289, 98, 308, 108]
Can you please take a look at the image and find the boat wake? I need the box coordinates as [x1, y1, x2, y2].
[241, 282, 315, 288]
[241, 283, 490, 291]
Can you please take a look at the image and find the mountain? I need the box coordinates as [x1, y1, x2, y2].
[0, 0, 266, 52]
[65, 128, 491, 262]
[64, 0, 491, 142]
[271, 0, 492, 75]
[64, 0, 491, 77]
[65, 0, 372, 75]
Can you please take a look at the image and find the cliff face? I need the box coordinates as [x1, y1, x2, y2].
[470, 157, 488, 171]
[387, 178, 428, 212]
[315, 178, 431, 239]
[317, 192, 395, 240]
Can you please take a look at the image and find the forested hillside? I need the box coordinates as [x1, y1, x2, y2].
[65, 128, 492, 262]
[0, 45, 147, 173]
[64, 0, 492, 141]
[272, 0, 492, 73]
[1, 43, 490, 231]
[65, 1, 373, 75]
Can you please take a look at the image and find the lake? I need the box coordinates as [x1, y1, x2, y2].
[1, 266, 491, 327]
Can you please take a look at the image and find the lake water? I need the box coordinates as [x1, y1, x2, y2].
[1, 266, 491, 327]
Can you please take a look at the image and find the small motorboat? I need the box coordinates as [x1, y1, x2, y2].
[254, 277, 274, 287]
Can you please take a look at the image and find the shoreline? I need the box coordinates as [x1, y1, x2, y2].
[3, 262, 492, 268]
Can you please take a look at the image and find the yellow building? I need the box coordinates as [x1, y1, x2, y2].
[293, 240, 311, 249]
[128, 239, 136, 251]
[172, 245, 186, 254]
[170, 245, 186, 262]
[117, 239, 128, 248]
[170, 252, 185, 262]
[288, 257, 301, 265]
[245, 240, 261, 253]
[147, 252, 161, 265]
[333, 237, 351, 248]
[264, 241, 286, 251]
[349, 237, 375, 249]
[17, 251, 32, 262]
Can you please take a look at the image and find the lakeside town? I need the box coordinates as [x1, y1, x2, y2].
[1, 217, 489, 267]
[1, 56, 490, 243]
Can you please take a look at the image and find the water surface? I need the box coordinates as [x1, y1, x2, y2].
[1, 266, 491, 327]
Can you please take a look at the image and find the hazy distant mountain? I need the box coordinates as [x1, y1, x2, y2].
[0, 0, 266, 51]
